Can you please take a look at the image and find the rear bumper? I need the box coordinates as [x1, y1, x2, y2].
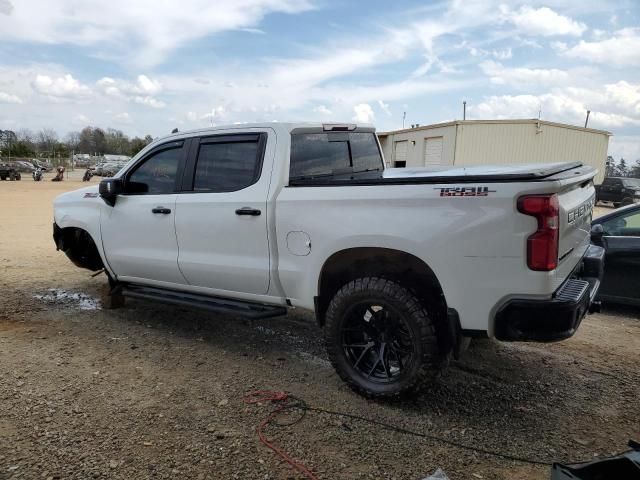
[494, 245, 605, 342]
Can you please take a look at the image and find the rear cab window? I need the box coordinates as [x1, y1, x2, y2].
[289, 130, 383, 184]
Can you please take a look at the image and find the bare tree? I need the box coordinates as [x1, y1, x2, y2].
[37, 128, 58, 155]
[65, 131, 81, 152]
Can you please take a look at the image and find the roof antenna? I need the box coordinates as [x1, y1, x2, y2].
[463, 101, 467, 120]
[584, 110, 591, 128]
[402, 111, 406, 129]
[171, 128, 179, 134]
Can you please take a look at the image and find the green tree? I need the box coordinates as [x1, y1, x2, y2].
[618, 158, 628, 177]
[8, 141, 36, 157]
[605, 156, 616, 177]
[129, 137, 148, 156]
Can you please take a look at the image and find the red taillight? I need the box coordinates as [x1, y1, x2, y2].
[517, 194, 559, 271]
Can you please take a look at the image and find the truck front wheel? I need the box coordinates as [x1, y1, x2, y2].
[324, 277, 443, 398]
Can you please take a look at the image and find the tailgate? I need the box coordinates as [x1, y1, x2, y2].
[555, 175, 596, 285]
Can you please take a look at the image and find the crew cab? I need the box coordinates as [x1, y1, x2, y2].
[595, 176, 640, 208]
[53, 123, 604, 397]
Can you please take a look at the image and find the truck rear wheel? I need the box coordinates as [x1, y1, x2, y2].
[324, 277, 443, 398]
[621, 197, 634, 207]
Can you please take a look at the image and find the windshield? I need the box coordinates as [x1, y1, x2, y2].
[290, 132, 383, 180]
[622, 178, 640, 188]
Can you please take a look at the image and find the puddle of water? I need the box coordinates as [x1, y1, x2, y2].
[34, 288, 101, 311]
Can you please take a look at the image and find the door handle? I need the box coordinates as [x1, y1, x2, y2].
[151, 207, 172, 214]
[235, 207, 261, 216]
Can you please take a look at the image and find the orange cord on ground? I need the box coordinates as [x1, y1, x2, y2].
[243, 390, 319, 480]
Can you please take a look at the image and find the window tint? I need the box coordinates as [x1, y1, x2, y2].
[350, 133, 383, 171]
[603, 178, 614, 186]
[290, 132, 382, 179]
[622, 178, 640, 188]
[194, 141, 260, 192]
[602, 210, 640, 236]
[128, 147, 181, 194]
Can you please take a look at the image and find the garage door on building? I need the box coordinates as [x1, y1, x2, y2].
[424, 137, 443, 166]
[394, 140, 408, 167]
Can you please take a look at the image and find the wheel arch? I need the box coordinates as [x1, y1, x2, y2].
[316, 247, 458, 354]
[54, 224, 105, 272]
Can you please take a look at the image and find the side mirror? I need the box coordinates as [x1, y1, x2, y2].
[99, 178, 124, 207]
[590, 223, 604, 242]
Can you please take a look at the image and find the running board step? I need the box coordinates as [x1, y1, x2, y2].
[120, 285, 287, 319]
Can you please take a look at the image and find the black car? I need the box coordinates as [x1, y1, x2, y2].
[595, 177, 640, 208]
[591, 204, 640, 306]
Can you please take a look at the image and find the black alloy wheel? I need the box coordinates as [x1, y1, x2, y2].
[324, 277, 444, 398]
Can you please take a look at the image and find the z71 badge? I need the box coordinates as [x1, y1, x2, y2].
[434, 186, 496, 197]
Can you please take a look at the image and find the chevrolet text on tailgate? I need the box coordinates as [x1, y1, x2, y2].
[53, 123, 605, 398]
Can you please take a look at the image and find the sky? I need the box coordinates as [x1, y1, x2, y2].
[0, 0, 639, 160]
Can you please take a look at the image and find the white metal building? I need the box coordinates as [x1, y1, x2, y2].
[378, 119, 611, 183]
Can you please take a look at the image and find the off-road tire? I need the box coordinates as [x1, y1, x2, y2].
[621, 197, 634, 207]
[0, 176, 5, 181]
[614, 202, 622, 208]
[324, 277, 443, 398]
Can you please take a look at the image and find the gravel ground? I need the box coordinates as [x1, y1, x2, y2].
[0, 176, 638, 480]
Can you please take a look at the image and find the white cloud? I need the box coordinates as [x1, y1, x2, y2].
[97, 75, 164, 108]
[377, 100, 391, 116]
[480, 61, 569, 88]
[72, 113, 90, 125]
[97, 75, 162, 97]
[558, 28, 640, 67]
[0, 0, 314, 67]
[200, 105, 226, 122]
[468, 46, 512, 60]
[31, 74, 91, 100]
[609, 135, 640, 161]
[0, 91, 22, 104]
[0, 0, 13, 15]
[133, 96, 165, 109]
[313, 105, 332, 115]
[500, 5, 587, 37]
[471, 80, 640, 129]
[352, 103, 375, 123]
[114, 112, 132, 124]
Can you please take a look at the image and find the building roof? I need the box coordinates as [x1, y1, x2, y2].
[378, 119, 612, 136]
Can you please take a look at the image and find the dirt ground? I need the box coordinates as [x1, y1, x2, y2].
[0, 173, 638, 480]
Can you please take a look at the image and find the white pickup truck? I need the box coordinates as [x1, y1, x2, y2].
[53, 123, 604, 397]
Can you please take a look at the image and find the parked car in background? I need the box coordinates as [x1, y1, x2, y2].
[0, 163, 21, 180]
[595, 177, 640, 208]
[14, 161, 36, 173]
[592, 204, 640, 306]
[31, 159, 51, 172]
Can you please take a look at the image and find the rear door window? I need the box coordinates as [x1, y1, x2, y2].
[193, 135, 264, 192]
